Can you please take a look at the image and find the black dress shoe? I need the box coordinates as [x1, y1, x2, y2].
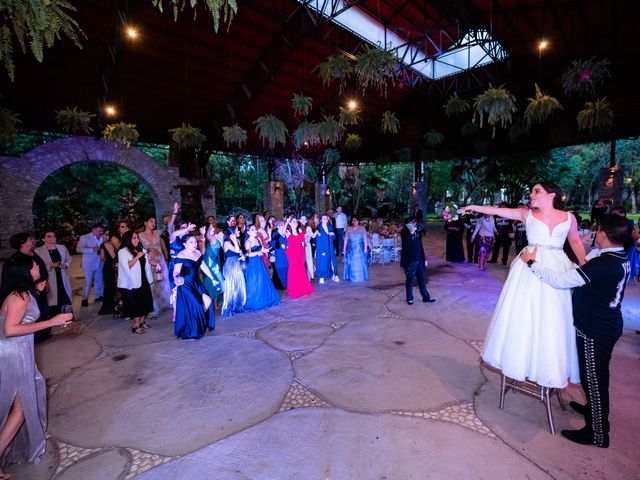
[561, 427, 608, 448]
[407, 300, 414, 305]
[569, 401, 587, 416]
[423, 298, 436, 303]
[95, 296, 104, 302]
[81, 299, 89, 307]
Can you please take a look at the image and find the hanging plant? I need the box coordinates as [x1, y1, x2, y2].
[524, 83, 563, 129]
[473, 84, 517, 138]
[169, 123, 207, 150]
[0, 104, 21, 146]
[293, 120, 320, 149]
[291, 93, 313, 118]
[0, 1, 83, 81]
[317, 54, 353, 94]
[338, 106, 362, 126]
[561, 57, 610, 97]
[318, 115, 345, 146]
[344, 133, 362, 151]
[423, 130, 444, 147]
[460, 121, 479, 137]
[151, 0, 238, 33]
[576, 98, 613, 132]
[254, 114, 288, 149]
[323, 147, 341, 165]
[380, 111, 400, 134]
[355, 44, 397, 96]
[103, 122, 139, 147]
[443, 92, 470, 117]
[222, 123, 247, 148]
[55, 107, 95, 135]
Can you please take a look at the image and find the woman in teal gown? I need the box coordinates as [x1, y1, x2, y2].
[203, 226, 224, 303]
[342, 216, 369, 282]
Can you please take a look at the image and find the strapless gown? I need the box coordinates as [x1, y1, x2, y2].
[481, 210, 580, 388]
[244, 245, 280, 310]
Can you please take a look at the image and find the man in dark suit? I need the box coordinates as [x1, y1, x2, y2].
[400, 217, 436, 305]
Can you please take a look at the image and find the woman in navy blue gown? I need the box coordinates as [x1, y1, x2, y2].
[315, 214, 339, 284]
[172, 235, 215, 339]
[244, 225, 280, 311]
[270, 220, 289, 289]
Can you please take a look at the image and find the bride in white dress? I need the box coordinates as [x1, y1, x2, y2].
[462, 182, 586, 388]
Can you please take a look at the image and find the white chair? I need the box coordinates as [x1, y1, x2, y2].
[369, 233, 383, 265]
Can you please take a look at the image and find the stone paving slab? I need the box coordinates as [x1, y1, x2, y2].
[134, 408, 551, 480]
[47, 336, 293, 456]
[256, 320, 335, 352]
[35, 335, 102, 389]
[294, 318, 483, 412]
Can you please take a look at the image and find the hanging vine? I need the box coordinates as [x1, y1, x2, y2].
[151, 0, 237, 33]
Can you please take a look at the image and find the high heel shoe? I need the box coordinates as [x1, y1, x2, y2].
[141, 321, 151, 329]
[131, 326, 146, 334]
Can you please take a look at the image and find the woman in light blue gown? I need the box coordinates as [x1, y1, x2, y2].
[221, 229, 246, 317]
[342, 216, 369, 282]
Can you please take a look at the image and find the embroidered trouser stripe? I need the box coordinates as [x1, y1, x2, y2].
[575, 327, 618, 447]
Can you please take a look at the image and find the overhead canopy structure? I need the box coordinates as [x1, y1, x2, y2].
[1, 0, 639, 159]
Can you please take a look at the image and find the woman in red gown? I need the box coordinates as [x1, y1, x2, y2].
[286, 217, 314, 298]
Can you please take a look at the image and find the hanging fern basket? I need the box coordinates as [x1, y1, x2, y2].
[222, 123, 248, 148]
[103, 122, 139, 147]
[561, 57, 610, 97]
[55, 107, 95, 135]
[576, 98, 613, 132]
[473, 84, 517, 138]
[523, 83, 563, 130]
[254, 114, 288, 149]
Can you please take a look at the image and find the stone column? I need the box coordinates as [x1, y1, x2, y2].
[409, 181, 426, 217]
[263, 181, 284, 219]
[200, 182, 217, 217]
[315, 182, 332, 215]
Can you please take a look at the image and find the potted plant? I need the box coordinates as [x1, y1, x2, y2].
[380, 110, 400, 134]
[169, 123, 206, 150]
[338, 106, 361, 126]
[473, 84, 517, 138]
[460, 121, 479, 137]
[576, 98, 613, 132]
[254, 114, 288, 149]
[523, 83, 563, 130]
[55, 107, 95, 135]
[0, 104, 21, 146]
[561, 57, 610, 97]
[293, 120, 320, 149]
[443, 92, 470, 117]
[318, 114, 345, 146]
[344, 133, 362, 151]
[355, 44, 397, 96]
[291, 93, 313, 118]
[317, 54, 353, 93]
[103, 122, 139, 147]
[222, 123, 247, 148]
[423, 130, 444, 147]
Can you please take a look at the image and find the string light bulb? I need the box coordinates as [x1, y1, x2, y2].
[104, 105, 117, 116]
[347, 100, 357, 111]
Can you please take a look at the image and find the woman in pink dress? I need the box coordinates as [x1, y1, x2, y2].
[285, 217, 314, 299]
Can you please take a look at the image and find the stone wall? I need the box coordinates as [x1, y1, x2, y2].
[0, 136, 214, 258]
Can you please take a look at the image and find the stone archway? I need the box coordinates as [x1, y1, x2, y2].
[0, 136, 215, 258]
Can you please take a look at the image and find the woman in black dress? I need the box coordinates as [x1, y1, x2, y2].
[98, 231, 118, 316]
[444, 217, 466, 262]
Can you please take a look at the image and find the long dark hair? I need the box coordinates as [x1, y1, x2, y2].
[0, 255, 37, 305]
[120, 230, 142, 255]
[536, 182, 566, 210]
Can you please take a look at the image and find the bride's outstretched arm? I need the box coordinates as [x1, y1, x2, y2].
[460, 205, 527, 222]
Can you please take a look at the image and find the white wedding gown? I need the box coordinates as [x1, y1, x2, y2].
[481, 209, 580, 388]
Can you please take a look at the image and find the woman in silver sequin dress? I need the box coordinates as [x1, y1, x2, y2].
[0, 255, 72, 477]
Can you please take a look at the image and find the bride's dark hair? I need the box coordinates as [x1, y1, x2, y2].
[536, 182, 566, 210]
